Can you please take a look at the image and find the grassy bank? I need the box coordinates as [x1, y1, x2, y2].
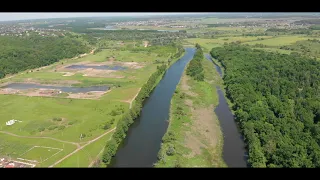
[155, 48, 226, 167]
[98, 48, 186, 167]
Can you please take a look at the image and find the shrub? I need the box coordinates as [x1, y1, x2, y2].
[58, 126, 65, 130]
[53, 117, 62, 121]
[48, 125, 58, 130]
[38, 127, 45, 132]
[166, 144, 176, 156]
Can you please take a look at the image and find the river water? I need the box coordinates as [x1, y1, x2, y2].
[205, 53, 247, 167]
[110, 50, 247, 167]
[110, 47, 196, 167]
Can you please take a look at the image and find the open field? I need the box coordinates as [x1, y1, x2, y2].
[0, 44, 179, 167]
[155, 56, 225, 167]
[185, 36, 272, 52]
[0, 132, 76, 167]
[243, 35, 308, 47]
[54, 131, 114, 167]
[115, 25, 187, 31]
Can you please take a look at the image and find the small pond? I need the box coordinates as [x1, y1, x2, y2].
[1, 83, 109, 93]
[66, 65, 127, 70]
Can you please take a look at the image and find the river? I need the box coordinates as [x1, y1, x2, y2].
[110, 50, 247, 167]
[205, 53, 247, 167]
[110, 47, 196, 167]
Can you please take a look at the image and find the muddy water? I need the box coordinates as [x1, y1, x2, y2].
[66, 65, 127, 70]
[205, 54, 247, 167]
[1, 83, 109, 93]
[109, 47, 196, 167]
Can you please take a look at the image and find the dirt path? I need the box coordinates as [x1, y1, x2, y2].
[130, 88, 141, 109]
[49, 127, 116, 167]
[0, 131, 80, 148]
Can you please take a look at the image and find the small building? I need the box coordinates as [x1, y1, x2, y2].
[5, 163, 15, 168]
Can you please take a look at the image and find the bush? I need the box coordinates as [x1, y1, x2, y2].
[166, 144, 176, 156]
[48, 125, 58, 130]
[38, 127, 45, 132]
[53, 117, 62, 121]
[162, 131, 176, 143]
[68, 120, 77, 125]
[58, 126, 65, 130]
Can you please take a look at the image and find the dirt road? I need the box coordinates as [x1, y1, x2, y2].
[129, 87, 141, 109]
[49, 127, 116, 167]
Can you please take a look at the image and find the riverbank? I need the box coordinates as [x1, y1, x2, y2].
[96, 48, 187, 167]
[106, 47, 196, 167]
[155, 53, 226, 167]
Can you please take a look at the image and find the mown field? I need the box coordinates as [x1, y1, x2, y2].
[0, 44, 180, 167]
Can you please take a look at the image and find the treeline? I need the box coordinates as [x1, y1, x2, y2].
[266, 28, 311, 35]
[172, 44, 185, 59]
[0, 34, 90, 79]
[102, 63, 168, 165]
[295, 19, 320, 25]
[186, 44, 204, 81]
[96, 30, 187, 43]
[210, 45, 320, 167]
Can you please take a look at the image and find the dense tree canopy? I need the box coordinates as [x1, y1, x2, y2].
[210, 45, 320, 167]
[186, 44, 204, 81]
[0, 34, 90, 78]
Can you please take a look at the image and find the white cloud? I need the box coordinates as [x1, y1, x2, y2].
[0, 13, 199, 21]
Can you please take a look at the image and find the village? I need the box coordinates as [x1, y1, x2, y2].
[0, 157, 36, 168]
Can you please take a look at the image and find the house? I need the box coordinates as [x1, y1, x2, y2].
[5, 163, 15, 168]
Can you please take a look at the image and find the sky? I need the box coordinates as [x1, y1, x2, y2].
[0, 13, 198, 21]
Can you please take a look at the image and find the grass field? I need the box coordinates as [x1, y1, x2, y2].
[55, 132, 114, 167]
[243, 35, 308, 47]
[185, 36, 272, 52]
[0, 44, 180, 167]
[20, 146, 62, 163]
[155, 56, 225, 167]
[0, 132, 76, 167]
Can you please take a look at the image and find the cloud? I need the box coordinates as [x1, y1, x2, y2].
[0, 13, 197, 21]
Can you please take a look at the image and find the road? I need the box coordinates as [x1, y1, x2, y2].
[48, 127, 116, 167]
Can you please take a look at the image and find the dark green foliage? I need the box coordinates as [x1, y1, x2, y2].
[38, 127, 45, 132]
[102, 139, 117, 164]
[186, 44, 204, 81]
[162, 131, 177, 143]
[48, 125, 58, 131]
[281, 39, 320, 58]
[0, 34, 90, 78]
[52, 117, 62, 121]
[210, 45, 320, 167]
[58, 126, 65, 130]
[166, 144, 176, 156]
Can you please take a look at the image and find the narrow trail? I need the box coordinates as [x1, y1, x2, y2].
[129, 87, 141, 109]
[49, 128, 116, 167]
[0, 131, 80, 148]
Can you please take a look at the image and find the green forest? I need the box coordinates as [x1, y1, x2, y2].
[210, 45, 320, 167]
[0, 34, 90, 79]
[186, 44, 204, 81]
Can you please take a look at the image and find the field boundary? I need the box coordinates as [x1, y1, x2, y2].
[49, 127, 116, 167]
[19, 145, 64, 163]
[0, 130, 80, 148]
